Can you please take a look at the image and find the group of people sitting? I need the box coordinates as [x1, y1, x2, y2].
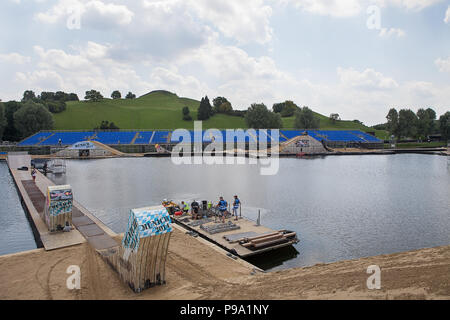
[180, 195, 241, 223]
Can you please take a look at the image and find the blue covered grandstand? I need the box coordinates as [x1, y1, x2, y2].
[17, 129, 382, 147]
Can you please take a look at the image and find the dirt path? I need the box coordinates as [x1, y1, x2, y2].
[0, 228, 449, 300]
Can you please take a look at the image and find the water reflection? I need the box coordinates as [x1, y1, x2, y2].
[0, 162, 37, 255]
[49, 154, 450, 271]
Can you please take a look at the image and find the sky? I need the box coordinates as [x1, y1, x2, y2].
[0, 0, 449, 126]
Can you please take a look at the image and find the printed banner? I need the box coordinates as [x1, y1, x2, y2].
[122, 206, 173, 252]
[69, 141, 96, 150]
[295, 140, 310, 147]
[46, 185, 73, 217]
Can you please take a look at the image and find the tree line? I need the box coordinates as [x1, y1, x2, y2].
[181, 96, 320, 130]
[380, 107, 450, 141]
[85, 89, 137, 101]
[0, 89, 80, 141]
[0, 89, 139, 141]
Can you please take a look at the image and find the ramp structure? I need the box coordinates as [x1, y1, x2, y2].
[279, 134, 327, 154]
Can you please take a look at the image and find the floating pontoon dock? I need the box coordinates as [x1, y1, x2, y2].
[6, 152, 118, 252]
[172, 213, 298, 258]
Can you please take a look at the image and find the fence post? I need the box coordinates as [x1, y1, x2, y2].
[256, 210, 261, 226]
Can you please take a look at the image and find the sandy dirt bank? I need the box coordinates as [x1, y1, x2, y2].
[0, 228, 448, 300]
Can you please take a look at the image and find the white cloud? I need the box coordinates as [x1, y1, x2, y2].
[15, 70, 65, 92]
[186, 0, 273, 44]
[279, 0, 362, 17]
[435, 56, 450, 73]
[0, 53, 31, 64]
[445, 6, 450, 23]
[36, 0, 272, 45]
[149, 67, 210, 98]
[379, 27, 406, 38]
[35, 0, 134, 27]
[33, 45, 95, 71]
[337, 67, 399, 90]
[378, 0, 444, 11]
[141, 0, 273, 44]
[281, 0, 444, 16]
[84, 1, 134, 27]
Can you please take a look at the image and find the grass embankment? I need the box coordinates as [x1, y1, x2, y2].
[53, 90, 388, 138]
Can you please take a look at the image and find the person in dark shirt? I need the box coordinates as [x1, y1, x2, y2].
[191, 200, 200, 220]
[216, 197, 227, 223]
[232, 195, 241, 221]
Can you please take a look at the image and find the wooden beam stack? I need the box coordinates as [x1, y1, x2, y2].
[240, 231, 297, 250]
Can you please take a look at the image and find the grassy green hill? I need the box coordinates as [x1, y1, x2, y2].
[53, 90, 388, 139]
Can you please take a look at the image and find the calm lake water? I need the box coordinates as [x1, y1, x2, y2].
[46, 154, 450, 270]
[2, 155, 449, 270]
[0, 162, 37, 255]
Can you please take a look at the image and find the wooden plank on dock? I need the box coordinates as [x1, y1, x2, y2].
[173, 215, 297, 258]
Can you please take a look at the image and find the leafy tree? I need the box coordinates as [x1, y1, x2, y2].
[84, 90, 103, 102]
[45, 100, 67, 113]
[398, 109, 418, 139]
[39, 92, 56, 101]
[111, 90, 121, 99]
[426, 108, 437, 133]
[22, 90, 37, 102]
[280, 101, 298, 117]
[386, 108, 399, 137]
[294, 106, 319, 129]
[95, 120, 120, 130]
[245, 103, 282, 129]
[182, 106, 192, 121]
[68, 93, 79, 101]
[3, 101, 22, 141]
[126, 92, 136, 99]
[439, 112, 450, 141]
[212, 97, 229, 113]
[55, 91, 66, 101]
[329, 113, 340, 123]
[0, 102, 6, 141]
[197, 96, 213, 120]
[272, 102, 285, 113]
[13, 101, 54, 138]
[416, 108, 431, 138]
[217, 101, 233, 114]
[39, 91, 78, 102]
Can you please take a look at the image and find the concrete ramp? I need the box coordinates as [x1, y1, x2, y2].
[90, 140, 126, 156]
[7, 152, 31, 169]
